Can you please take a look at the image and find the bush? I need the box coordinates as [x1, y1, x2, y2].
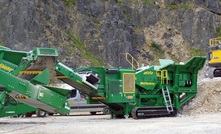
[190, 47, 205, 56]
[216, 27, 221, 37]
[150, 41, 162, 51]
[142, 0, 153, 4]
[168, 2, 195, 10]
[117, 0, 125, 4]
[62, 0, 76, 6]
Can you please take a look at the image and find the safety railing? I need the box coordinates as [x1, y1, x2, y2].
[210, 37, 221, 46]
[157, 70, 168, 84]
[126, 52, 139, 70]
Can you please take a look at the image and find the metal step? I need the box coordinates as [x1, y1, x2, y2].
[162, 86, 173, 113]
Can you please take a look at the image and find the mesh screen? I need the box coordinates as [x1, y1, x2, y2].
[123, 73, 135, 93]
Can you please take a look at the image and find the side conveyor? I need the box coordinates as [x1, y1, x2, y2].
[0, 69, 70, 116]
[55, 62, 123, 111]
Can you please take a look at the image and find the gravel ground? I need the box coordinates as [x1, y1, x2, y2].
[1, 78, 221, 134]
[1, 112, 221, 134]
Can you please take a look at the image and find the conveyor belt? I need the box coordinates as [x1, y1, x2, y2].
[0, 69, 70, 115]
[17, 57, 55, 82]
[55, 63, 123, 111]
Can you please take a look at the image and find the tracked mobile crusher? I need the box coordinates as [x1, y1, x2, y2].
[55, 55, 206, 119]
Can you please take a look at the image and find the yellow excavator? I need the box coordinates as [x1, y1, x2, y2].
[207, 37, 221, 78]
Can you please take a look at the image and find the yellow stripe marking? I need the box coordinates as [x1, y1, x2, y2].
[19, 71, 42, 75]
[56, 76, 68, 79]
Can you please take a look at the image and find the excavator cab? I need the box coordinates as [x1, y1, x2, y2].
[207, 37, 221, 78]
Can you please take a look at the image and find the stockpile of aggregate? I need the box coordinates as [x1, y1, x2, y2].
[181, 78, 221, 116]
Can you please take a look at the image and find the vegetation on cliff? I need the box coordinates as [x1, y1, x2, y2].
[0, 0, 220, 67]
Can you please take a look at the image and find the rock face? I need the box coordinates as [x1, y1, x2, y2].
[0, 0, 220, 67]
[0, 0, 70, 49]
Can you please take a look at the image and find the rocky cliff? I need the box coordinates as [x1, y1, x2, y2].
[0, 0, 220, 68]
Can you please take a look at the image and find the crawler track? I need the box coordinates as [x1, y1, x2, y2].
[131, 107, 177, 119]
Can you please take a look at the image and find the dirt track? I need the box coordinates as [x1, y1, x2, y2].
[1, 112, 221, 134]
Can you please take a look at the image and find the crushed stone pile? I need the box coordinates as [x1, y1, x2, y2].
[181, 78, 221, 116]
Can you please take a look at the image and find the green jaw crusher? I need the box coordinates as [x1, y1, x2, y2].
[55, 55, 206, 119]
[0, 46, 70, 118]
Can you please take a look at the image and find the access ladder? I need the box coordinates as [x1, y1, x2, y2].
[162, 86, 173, 113]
